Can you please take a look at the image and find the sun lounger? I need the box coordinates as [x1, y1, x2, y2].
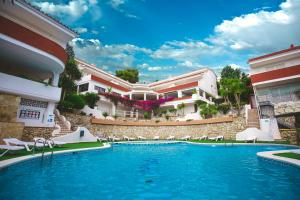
[153, 136, 160, 140]
[181, 135, 191, 140]
[34, 137, 65, 148]
[97, 137, 108, 142]
[108, 136, 121, 141]
[208, 135, 224, 141]
[167, 136, 175, 140]
[3, 138, 46, 151]
[0, 145, 25, 157]
[246, 136, 257, 143]
[138, 136, 146, 140]
[123, 136, 135, 141]
[199, 135, 208, 140]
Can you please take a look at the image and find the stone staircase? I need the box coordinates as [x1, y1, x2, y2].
[53, 109, 73, 137]
[247, 109, 260, 129]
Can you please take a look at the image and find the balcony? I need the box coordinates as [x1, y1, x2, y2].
[0, 72, 61, 102]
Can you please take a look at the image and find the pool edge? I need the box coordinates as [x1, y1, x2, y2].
[0, 143, 111, 169]
[257, 150, 300, 167]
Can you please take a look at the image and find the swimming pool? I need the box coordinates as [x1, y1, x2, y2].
[0, 143, 299, 199]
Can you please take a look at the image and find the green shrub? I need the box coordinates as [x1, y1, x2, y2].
[58, 100, 74, 111]
[218, 103, 230, 114]
[102, 112, 108, 118]
[83, 92, 100, 108]
[143, 112, 150, 119]
[65, 93, 85, 109]
[165, 114, 170, 120]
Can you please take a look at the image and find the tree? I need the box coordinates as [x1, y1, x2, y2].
[221, 65, 241, 79]
[199, 103, 218, 119]
[83, 92, 100, 108]
[59, 44, 82, 100]
[116, 68, 139, 83]
[219, 78, 245, 115]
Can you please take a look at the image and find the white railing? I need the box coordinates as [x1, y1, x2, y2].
[115, 110, 139, 119]
[0, 72, 61, 102]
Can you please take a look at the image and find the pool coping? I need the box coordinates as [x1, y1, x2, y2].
[257, 150, 300, 167]
[0, 143, 111, 169]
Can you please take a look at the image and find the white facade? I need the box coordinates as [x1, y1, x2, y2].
[0, 0, 77, 127]
[76, 59, 218, 120]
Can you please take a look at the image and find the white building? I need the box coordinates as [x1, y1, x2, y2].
[76, 59, 218, 120]
[249, 44, 300, 132]
[0, 0, 77, 127]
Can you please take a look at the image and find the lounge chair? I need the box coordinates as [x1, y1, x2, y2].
[108, 136, 121, 141]
[3, 138, 46, 151]
[199, 135, 208, 140]
[33, 137, 66, 148]
[167, 135, 175, 140]
[123, 136, 135, 141]
[97, 136, 108, 142]
[246, 136, 257, 143]
[153, 136, 160, 140]
[208, 135, 224, 141]
[181, 135, 191, 140]
[138, 136, 146, 140]
[0, 145, 25, 157]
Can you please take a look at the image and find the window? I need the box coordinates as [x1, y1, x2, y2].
[94, 85, 106, 93]
[78, 83, 89, 92]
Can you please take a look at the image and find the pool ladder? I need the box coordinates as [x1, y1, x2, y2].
[32, 139, 54, 158]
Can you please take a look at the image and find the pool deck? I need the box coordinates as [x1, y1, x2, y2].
[257, 150, 300, 167]
[0, 143, 111, 169]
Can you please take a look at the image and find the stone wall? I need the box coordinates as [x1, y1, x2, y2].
[0, 122, 24, 144]
[275, 101, 300, 116]
[0, 93, 20, 122]
[88, 117, 246, 139]
[22, 127, 54, 141]
[280, 129, 298, 145]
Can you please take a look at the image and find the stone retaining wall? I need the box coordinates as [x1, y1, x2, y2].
[22, 127, 54, 141]
[0, 122, 24, 144]
[89, 117, 246, 140]
[280, 129, 299, 145]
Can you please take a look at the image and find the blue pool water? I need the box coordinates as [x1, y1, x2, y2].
[0, 143, 300, 200]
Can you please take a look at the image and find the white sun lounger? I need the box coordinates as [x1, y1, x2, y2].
[199, 135, 208, 140]
[181, 135, 191, 140]
[167, 136, 175, 140]
[0, 145, 25, 157]
[153, 136, 160, 140]
[123, 136, 136, 141]
[34, 137, 66, 148]
[208, 135, 224, 141]
[138, 136, 146, 140]
[108, 136, 121, 141]
[3, 138, 46, 151]
[246, 136, 257, 143]
[97, 137, 108, 142]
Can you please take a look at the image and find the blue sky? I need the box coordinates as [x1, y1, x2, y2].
[29, 0, 300, 82]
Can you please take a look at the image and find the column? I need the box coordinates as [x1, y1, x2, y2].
[156, 94, 159, 100]
[144, 93, 147, 100]
[203, 92, 206, 99]
[52, 72, 60, 86]
[43, 102, 55, 126]
[178, 90, 182, 98]
[112, 104, 116, 115]
[196, 88, 200, 96]
[129, 93, 132, 100]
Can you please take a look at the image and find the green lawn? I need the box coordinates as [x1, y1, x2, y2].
[189, 140, 291, 144]
[274, 152, 300, 160]
[0, 142, 103, 161]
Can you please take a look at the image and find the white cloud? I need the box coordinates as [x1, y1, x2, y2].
[148, 66, 162, 71]
[108, 0, 140, 19]
[108, 0, 125, 9]
[32, 0, 101, 20]
[151, 40, 224, 61]
[74, 27, 88, 33]
[71, 38, 151, 68]
[208, 0, 300, 52]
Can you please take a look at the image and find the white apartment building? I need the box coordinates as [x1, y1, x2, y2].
[76, 59, 218, 120]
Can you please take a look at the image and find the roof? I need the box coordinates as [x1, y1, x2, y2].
[20, 0, 77, 35]
[248, 44, 300, 63]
